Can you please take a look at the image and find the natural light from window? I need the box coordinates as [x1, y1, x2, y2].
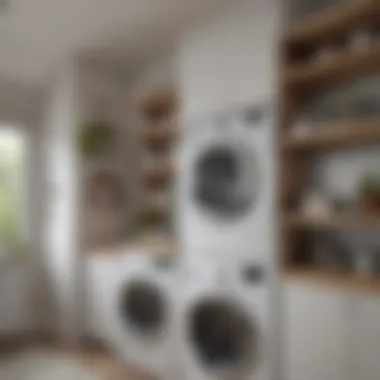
[0, 128, 24, 254]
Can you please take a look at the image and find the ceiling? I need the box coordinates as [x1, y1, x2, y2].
[0, 0, 228, 86]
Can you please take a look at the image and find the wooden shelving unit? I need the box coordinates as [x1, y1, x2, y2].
[280, 0, 380, 292]
[286, 41, 380, 89]
[285, 212, 380, 230]
[283, 119, 380, 151]
[141, 164, 173, 187]
[285, 267, 380, 294]
[284, 0, 377, 46]
[141, 124, 176, 150]
[138, 89, 178, 236]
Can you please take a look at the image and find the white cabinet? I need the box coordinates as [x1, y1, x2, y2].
[0, 262, 34, 334]
[284, 283, 350, 380]
[354, 295, 380, 380]
[85, 255, 123, 339]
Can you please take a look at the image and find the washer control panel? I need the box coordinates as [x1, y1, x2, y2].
[241, 264, 265, 284]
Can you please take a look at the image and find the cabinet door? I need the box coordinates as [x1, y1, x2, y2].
[355, 296, 380, 380]
[284, 283, 349, 380]
[0, 263, 34, 334]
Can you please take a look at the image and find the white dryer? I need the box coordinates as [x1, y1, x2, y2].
[103, 254, 181, 379]
[178, 105, 275, 260]
[177, 255, 273, 380]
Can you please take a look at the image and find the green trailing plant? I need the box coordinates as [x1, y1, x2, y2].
[358, 173, 380, 213]
[79, 121, 114, 159]
[358, 174, 380, 199]
[126, 212, 159, 237]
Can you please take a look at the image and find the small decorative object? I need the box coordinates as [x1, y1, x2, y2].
[79, 121, 114, 159]
[312, 233, 353, 271]
[338, 82, 360, 119]
[314, 45, 339, 64]
[348, 29, 372, 52]
[126, 212, 159, 238]
[291, 116, 313, 137]
[357, 173, 380, 213]
[331, 194, 354, 213]
[355, 76, 380, 118]
[301, 189, 331, 218]
[355, 248, 373, 277]
[372, 24, 380, 40]
[371, 247, 380, 276]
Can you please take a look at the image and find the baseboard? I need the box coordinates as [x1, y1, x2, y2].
[0, 330, 109, 354]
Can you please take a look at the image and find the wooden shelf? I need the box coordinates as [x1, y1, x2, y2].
[283, 120, 380, 151]
[280, 0, 380, 294]
[285, 40, 380, 89]
[286, 212, 380, 229]
[141, 164, 172, 186]
[141, 126, 176, 149]
[284, 267, 380, 294]
[138, 87, 178, 234]
[284, 0, 378, 47]
[87, 237, 177, 257]
[139, 90, 177, 121]
[143, 198, 171, 217]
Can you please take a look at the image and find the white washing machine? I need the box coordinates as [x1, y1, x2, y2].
[178, 104, 275, 260]
[177, 255, 273, 380]
[104, 253, 181, 379]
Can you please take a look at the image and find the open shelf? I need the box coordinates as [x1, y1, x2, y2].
[138, 88, 178, 237]
[285, 266, 380, 294]
[283, 120, 380, 151]
[88, 237, 178, 258]
[280, 1, 380, 293]
[143, 198, 172, 216]
[286, 212, 380, 230]
[139, 90, 178, 120]
[141, 125, 176, 149]
[141, 164, 173, 187]
[284, 0, 377, 47]
[285, 40, 380, 89]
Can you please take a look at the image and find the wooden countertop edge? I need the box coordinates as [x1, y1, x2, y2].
[84, 240, 178, 258]
[284, 269, 380, 295]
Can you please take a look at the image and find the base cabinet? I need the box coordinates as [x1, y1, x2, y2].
[284, 283, 380, 380]
[284, 283, 350, 380]
[354, 296, 380, 380]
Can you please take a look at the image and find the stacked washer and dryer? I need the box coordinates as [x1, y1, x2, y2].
[176, 104, 277, 380]
[90, 104, 276, 380]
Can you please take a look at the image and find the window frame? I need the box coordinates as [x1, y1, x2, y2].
[0, 125, 28, 258]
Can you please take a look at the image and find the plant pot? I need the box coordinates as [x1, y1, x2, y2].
[359, 195, 380, 214]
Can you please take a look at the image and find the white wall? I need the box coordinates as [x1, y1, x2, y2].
[0, 78, 43, 128]
[0, 261, 36, 334]
[42, 62, 81, 340]
[179, 0, 279, 122]
[0, 78, 44, 335]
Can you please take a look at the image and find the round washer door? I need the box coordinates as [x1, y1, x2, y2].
[119, 278, 168, 340]
[188, 297, 261, 378]
[192, 138, 260, 220]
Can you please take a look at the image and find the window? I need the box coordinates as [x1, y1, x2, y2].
[0, 128, 25, 254]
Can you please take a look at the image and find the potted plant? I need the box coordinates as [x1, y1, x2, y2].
[357, 174, 380, 213]
[79, 121, 114, 159]
[125, 212, 160, 239]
